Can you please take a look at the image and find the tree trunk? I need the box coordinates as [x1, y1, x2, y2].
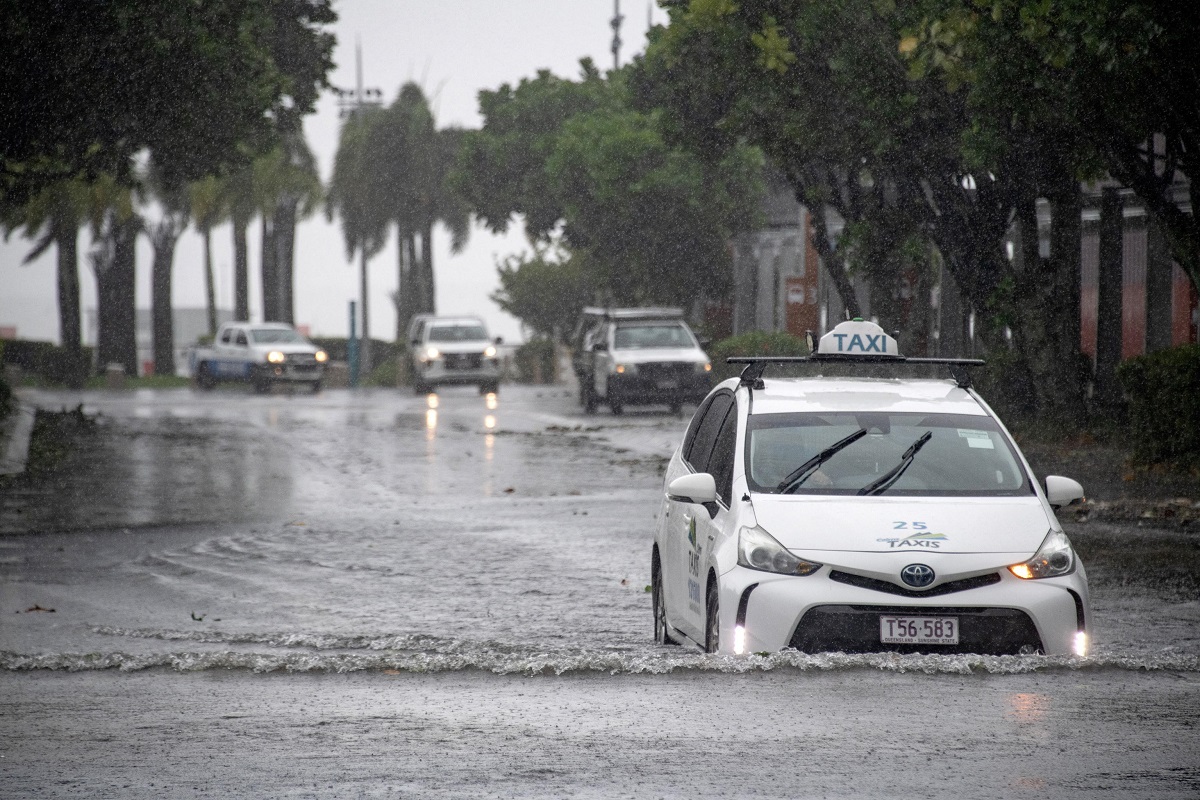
[1009, 182, 1086, 422]
[421, 224, 436, 314]
[395, 231, 420, 341]
[275, 197, 297, 326]
[150, 219, 183, 377]
[94, 213, 140, 377]
[232, 213, 250, 322]
[1094, 187, 1124, 407]
[202, 225, 217, 337]
[807, 203, 861, 318]
[260, 215, 279, 322]
[53, 217, 86, 387]
[359, 244, 372, 373]
[1145, 217, 1174, 353]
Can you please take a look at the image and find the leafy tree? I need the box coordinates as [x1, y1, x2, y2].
[1, 0, 336, 205]
[636, 0, 1092, 417]
[491, 242, 592, 341]
[456, 60, 763, 310]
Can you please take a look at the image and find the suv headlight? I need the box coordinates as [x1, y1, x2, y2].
[738, 526, 822, 576]
[696, 362, 712, 373]
[314, 350, 328, 363]
[267, 351, 286, 364]
[424, 346, 440, 361]
[613, 363, 636, 375]
[484, 345, 497, 359]
[1009, 531, 1076, 579]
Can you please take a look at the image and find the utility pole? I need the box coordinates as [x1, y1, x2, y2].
[334, 40, 382, 375]
[611, 0, 624, 70]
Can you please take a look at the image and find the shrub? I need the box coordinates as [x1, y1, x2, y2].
[1117, 344, 1200, 466]
[514, 338, 556, 384]
[0, 339, 92, 388]
[707, 330, 809, 382]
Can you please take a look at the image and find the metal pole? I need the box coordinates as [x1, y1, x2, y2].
[611, 0, 623, 70]
[348, 300, 359, 388]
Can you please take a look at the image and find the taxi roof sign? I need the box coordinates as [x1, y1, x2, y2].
[817, 319, 900, 358]
[726, 318, 985, 389]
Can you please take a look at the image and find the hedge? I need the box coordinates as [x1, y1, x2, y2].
[1116, 344, 1200, 465]
[514, 338, 556, 384]
[0, 339, 92, 387]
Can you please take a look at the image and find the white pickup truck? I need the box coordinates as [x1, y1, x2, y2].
[191, 322, 327, 393]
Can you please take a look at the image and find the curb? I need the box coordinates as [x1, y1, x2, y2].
[0, 403, 36, 476]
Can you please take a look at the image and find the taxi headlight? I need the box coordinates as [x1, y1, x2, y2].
[314, 350, 328, 363]
[1008, 531, 1076, 579]
[267, 351, 286, 364]
[424, 346, 440, 361]
[738, 526, 822, 576]
[484, 345, 497, 359]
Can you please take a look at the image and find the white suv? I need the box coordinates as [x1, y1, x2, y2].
[407, 315, 502, 394]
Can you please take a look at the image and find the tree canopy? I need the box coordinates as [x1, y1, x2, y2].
[1, 0, 336, 205]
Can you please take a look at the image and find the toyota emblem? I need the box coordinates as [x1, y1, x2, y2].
[900, 563, 935, 588]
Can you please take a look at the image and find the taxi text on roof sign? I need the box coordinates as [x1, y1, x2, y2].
[817, 319, 900, 358]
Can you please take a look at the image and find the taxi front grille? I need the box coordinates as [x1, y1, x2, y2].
[788, 604, 1042, 655]
[828, 570, 1001, 598]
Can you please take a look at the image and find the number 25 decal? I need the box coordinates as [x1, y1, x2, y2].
[892, 521, 928, 530]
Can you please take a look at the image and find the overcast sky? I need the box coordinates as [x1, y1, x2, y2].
[0, 1, 662, 345]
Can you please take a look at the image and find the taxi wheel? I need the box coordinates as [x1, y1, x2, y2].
[704, 581, 720, 654]
[652, 559, 678, 646]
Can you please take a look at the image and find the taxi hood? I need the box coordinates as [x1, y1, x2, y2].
[749, 494, 1051, 556]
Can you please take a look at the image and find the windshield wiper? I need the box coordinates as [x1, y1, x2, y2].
[777, 429, 868, 494]
[857, 431, 933, 496]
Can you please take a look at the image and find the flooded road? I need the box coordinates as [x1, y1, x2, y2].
[2, 385, 1198, 797]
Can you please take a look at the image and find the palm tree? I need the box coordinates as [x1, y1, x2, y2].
[328, 107, 390, 368]
[144, 159, 191, 375]
[226, 162, 255, 322]
[1, 179, 91, 385]
[188, 175, 226, 336]
[254, 133, 323, 324]
[88, 177, 141, 376]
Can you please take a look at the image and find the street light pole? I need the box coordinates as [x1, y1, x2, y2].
[611, 0, 624, 71]
[335, 39, 382, 378]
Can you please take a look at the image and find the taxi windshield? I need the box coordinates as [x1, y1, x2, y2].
[428, 324, 488, 342]
[613, 323, 694, 349]
[746, 412, 1031, 496]
[250, 328, 307, 344]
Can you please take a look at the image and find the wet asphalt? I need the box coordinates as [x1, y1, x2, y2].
[1, 384, 1197, 798]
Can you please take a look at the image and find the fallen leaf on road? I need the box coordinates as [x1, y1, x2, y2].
[25, 604, 55, 613]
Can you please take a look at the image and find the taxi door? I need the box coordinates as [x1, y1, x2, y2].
[666, 391, 735, 642]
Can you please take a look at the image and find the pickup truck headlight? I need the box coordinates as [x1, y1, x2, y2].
[738, 526, 822, 576]
[1008, 531, 1076, 579]
[424, 346, 440, 361]
[613, 363, 635, 375]
[315, 350, 328, 363]
[696, 362, 712, 373]
[484, 345, 497, 359]
[267, 351, 286, 364]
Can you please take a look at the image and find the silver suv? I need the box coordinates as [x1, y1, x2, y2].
[407, 315, 502, 394]
[571, 307, 712, 414]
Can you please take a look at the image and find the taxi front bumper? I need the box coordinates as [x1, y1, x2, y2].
[718, 565, 1088, 657]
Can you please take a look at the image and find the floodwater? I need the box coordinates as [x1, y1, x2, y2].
[1, 385, 1198, 798]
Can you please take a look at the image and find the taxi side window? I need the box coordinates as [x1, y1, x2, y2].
[685, 392, 733, 474]
[235, 330, 248, 346]
[709, 403, 738, 504]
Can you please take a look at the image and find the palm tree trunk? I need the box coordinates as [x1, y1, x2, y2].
[53, 217, 85, 387]
[150, 221, 178, 376]
[233, 213, 250, 322]
[359, 243, 372, 372]
[395, 231, 419, 340]
[274, 196, 297, 325]
[95, 214, 140, 376]
[261, 215, 278, 322]
[202, 225, 217, 336]
[421, 224, 436, 314]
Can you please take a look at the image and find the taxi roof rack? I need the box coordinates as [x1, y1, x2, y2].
[727, 355, 986, 390]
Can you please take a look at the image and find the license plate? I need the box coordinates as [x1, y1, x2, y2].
[880, 615, 959, 645]
[657, 379, 678, 389]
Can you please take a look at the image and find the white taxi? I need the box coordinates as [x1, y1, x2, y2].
[651, 319, 1090, 657]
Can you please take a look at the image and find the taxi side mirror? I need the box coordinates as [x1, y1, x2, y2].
[1044, 475, 1084, 509]
[668, 473, 717, 504]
